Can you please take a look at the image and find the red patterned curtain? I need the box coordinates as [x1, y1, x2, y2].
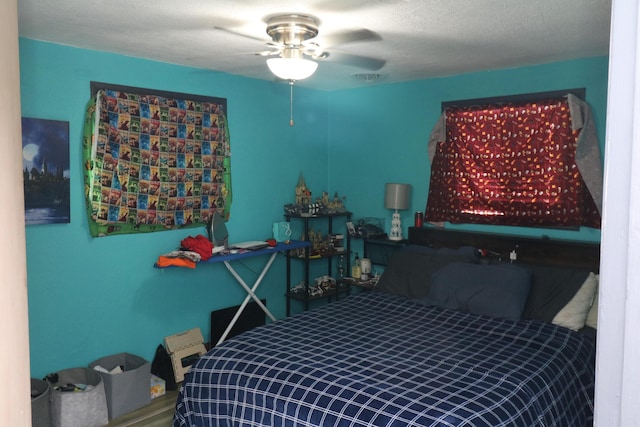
[425, 98, 601, 228]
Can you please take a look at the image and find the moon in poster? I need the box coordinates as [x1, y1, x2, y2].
[23, 143, 39, 162]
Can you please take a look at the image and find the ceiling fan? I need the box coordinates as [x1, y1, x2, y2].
[216, 13, 385, 81]
[216, 13, 385, 126]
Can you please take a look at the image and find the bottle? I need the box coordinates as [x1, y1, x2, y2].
[414, 211, 424, 228]
[360, 258, 371, 281]
[351, 252, 361, 279]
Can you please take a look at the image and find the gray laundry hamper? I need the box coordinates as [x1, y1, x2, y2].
[48, 367, 108, 427]
[31, 378, 51, 427]
[89, 353, 151, 420]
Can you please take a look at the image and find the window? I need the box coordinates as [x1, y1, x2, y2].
[425, 92, 601, 228]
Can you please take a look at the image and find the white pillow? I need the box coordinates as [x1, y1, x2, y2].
[585, 276, 599, 329]
[552, 272, 598, 331]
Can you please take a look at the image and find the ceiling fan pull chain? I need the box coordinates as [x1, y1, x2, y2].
[289, 79, 294, 127]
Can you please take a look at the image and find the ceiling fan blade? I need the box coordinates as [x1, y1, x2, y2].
[324, 52, 385, 71]
[213, 25, 266, 43]
[315, 0, 408, 13]
[319, 29, 382, 47]
[255, 49, 281, 57]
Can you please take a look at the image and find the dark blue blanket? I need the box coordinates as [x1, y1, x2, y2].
[174, 292, 594, 426]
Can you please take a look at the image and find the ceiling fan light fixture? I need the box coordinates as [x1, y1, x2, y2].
[267, 57, 318, 81]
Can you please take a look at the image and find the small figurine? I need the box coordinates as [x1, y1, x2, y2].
[328, 192, 346, 212]
[321, 191, 329, 206]
[295, 173, 311, 206]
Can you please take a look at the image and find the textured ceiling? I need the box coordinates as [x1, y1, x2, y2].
[17, 0, 612, 91]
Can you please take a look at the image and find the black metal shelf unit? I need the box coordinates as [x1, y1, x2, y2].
[285, 211, 352, 315]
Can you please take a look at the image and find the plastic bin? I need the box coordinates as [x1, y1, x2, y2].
[89, 353, 151, 420]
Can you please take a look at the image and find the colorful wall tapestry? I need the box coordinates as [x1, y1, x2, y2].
[83, 88, 231, 237]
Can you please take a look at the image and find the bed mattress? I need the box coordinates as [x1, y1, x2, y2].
[174, 292, 595, 427]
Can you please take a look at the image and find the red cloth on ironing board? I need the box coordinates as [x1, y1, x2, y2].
[180, 235, 214, 261]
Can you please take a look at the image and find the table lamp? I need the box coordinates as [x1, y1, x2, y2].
[384, 183, 411, 241]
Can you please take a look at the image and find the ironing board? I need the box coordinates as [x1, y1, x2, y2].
[157, 240, 310, 345]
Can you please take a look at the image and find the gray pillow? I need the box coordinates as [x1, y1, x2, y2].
[519, 264, 591, 322]
[423, 262, 532, 320]
[375, 250, 477, 299]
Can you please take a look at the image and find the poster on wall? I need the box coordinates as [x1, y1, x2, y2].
[22, 117, 71, 225]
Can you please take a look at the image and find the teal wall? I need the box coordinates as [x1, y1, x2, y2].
[329, 56, 609, 253]
[20, 39, 329, 378]
[20, 38, 608, 378]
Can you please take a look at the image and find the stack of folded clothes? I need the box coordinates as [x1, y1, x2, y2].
[156, 235, 213, 268]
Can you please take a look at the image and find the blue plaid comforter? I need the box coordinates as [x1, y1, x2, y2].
[174, 292, 594, 426]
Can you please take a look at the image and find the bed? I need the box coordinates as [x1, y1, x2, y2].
[173, 227, 599, 427]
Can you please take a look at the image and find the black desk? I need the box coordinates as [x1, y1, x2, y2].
[363, 237, 408, 266]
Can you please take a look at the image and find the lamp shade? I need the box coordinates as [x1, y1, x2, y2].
[384, 183, 411, 210]
[267, 57, 318, 81]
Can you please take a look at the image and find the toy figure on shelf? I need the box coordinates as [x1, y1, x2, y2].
[284, 174, 347, 216]
[295, 173, 311, 206]
[328, 192, 346, 213]
[315, 190, 347, 214]
[320, 191, 329, 206]
[308, 229, 328, 255]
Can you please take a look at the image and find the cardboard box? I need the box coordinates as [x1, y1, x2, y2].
[151, 374, 166, 399]
[164, 328, 206, 383]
